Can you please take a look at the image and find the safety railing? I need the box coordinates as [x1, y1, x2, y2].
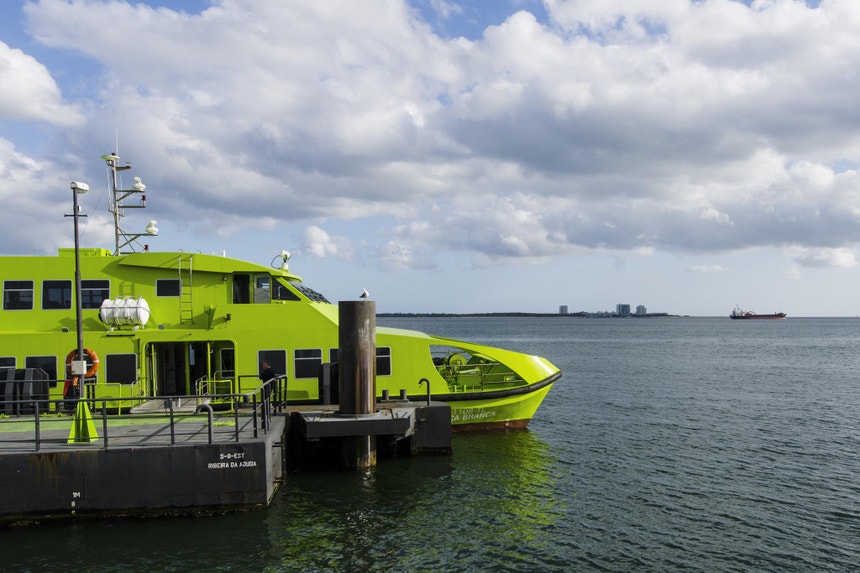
[242, 375, 289, 434]
[434, 359, 522, 392]
[195, 375, 236, 397]
[83, 378, 145, 413]
[0, 376, 286, 453]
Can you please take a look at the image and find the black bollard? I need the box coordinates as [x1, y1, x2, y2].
[337, 300, 377, 469]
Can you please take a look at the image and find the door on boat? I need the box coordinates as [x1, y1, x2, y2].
[153, 342, 186, 396]
[148, 341, 235, 397]
[233, 272, 274, 304]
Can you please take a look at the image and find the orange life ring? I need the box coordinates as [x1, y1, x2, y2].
[65, 348, 100, 379]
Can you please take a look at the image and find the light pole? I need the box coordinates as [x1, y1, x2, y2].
[69, 181, 89, 390]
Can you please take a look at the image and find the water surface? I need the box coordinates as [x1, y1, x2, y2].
[3, 317, 859, 571]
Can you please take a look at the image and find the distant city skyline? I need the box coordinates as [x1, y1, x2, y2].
[559, 303, 662, 317]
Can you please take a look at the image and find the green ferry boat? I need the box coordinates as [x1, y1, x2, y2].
[0, 155, 560, 430]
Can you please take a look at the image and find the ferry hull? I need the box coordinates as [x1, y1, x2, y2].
[446, 377, 557, 431]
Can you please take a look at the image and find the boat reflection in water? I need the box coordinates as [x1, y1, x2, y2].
[274, 430, 561, 571]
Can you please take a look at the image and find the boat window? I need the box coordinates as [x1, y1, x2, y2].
[0, 357, 13, 389]
[105, 354, 137, 385]
[42, 280, 72, 310]
[377, 346, 392, 376]
[327, 347, 391, 376]
[219, 348, 235, 379]
[251, 273, 301, 302]
[25, 355, 58, 388]
[254, 274, 270, 304]
[294, 348, 322, 379]
[3, 280, 34, 310]
[81, 279, 110, 309]
[288, 281, 330, 303]
[156, 278, 181, 297]
[273, 278, 300, 301]
[258, 350, 286, 379]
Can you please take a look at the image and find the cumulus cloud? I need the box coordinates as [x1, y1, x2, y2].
[303, 225, 354, 260]
[784, 245, 857, 269]
[0, 41, 84, 125]
[5, 0, 860, 272]
[0, 138, 116, 253]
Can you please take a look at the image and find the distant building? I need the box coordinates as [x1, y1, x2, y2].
[616, 304, 631, 317]
[559, 305, 569, 315]
[636, 305, 647, 316]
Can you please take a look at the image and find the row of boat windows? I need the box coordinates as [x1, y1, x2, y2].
[0, 354, 136, 388]
[0, 347, 392, 387]
[2, 279, 174, 311]
[256, 347, 392, 379]
[2, 276, 330, 311]
[3, 280, 109, 311]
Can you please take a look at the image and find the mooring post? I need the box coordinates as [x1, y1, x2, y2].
[338, 300, 377, 470]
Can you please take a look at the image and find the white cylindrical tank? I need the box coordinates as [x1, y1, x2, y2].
[99, 297, 152, 327]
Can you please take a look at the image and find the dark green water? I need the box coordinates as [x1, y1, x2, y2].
[2, 317, 859, 571]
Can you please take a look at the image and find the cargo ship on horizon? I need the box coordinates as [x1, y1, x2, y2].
[730, 306, 787, 320]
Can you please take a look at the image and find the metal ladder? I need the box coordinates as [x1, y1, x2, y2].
[178, 254, 194, 323]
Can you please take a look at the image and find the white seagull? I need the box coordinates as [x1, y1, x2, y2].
[360, 288, 369, 299]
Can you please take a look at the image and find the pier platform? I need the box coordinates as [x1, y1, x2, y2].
[0, 406, 286, 522]
[0, 396, 451, 523]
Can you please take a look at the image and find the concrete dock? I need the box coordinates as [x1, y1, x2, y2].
[0, 398, 451, 523]
[0, 405, 286, 521]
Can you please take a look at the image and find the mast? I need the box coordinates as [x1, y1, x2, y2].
[101, 153, 157, 254]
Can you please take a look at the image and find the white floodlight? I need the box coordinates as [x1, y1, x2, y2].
[70, 181, 89, 194]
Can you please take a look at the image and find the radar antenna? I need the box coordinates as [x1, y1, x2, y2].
[101, 153, 158, 254]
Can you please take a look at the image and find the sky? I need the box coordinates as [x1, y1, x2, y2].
[1, 0, 859, 316]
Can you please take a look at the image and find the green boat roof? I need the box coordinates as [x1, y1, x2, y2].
[58, 248, 302, 282]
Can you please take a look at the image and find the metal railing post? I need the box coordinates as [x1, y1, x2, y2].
[252, 395, 258, 438]
[195, 403, 214, 445]
[262, 389, 269, 433]
[102, 401, 109, 449]
[34, 402, 41, 452]
[233, 395, 240, 442]
[169, 399, 176, 445]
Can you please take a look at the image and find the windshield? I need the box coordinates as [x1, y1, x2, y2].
[288, 280, 330, 303]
